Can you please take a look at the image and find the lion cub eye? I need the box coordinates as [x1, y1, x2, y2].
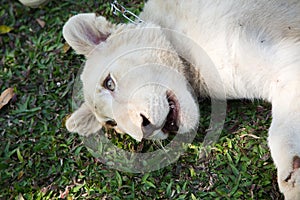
[103, 75, 115, 91]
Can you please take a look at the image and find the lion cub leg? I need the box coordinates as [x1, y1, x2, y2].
[268, 80, 300, 199]
[269, 118, 300, 199]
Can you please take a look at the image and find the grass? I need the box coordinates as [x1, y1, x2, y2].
[0, 0, 283, 199]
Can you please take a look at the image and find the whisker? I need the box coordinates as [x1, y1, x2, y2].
[152, 140, 163, 150]
[151, 140, 159, 149]
[156, 140, 168, 152]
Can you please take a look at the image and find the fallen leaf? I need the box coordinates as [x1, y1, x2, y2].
[0, 25, 13, 34]
[62, 114, 71, 127]
[18, 171, 24, 180]
[63, 43, 71, 53]
[36, 18, 46, 28]
[0, 88, 14, 110]
[17, 194, 24, 200]
[59, 186, 73, 199]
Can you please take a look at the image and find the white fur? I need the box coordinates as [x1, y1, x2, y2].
[63, 1, 300, 198]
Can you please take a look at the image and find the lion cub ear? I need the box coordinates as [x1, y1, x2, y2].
[62, 13, 115, 56]
[66, 103, 102, 136]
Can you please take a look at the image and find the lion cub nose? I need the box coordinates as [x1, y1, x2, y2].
[140, 114, 160, 138]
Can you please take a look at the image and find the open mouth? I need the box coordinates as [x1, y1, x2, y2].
[162, 91, 180, 134]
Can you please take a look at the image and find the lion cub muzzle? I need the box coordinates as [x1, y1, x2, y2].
[141, 91, 180, 139]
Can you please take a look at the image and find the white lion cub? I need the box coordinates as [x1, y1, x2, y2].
[63, 0, 300, 199]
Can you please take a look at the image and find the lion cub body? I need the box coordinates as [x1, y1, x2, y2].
[63, 0, 300, 198]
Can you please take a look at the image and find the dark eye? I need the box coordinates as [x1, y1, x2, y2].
[103, 75, 115, 91]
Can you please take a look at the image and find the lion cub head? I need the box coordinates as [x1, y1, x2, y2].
[63, 13, 199, 141]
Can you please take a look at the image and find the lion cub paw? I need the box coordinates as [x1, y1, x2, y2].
[280, 156, 300, 200]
